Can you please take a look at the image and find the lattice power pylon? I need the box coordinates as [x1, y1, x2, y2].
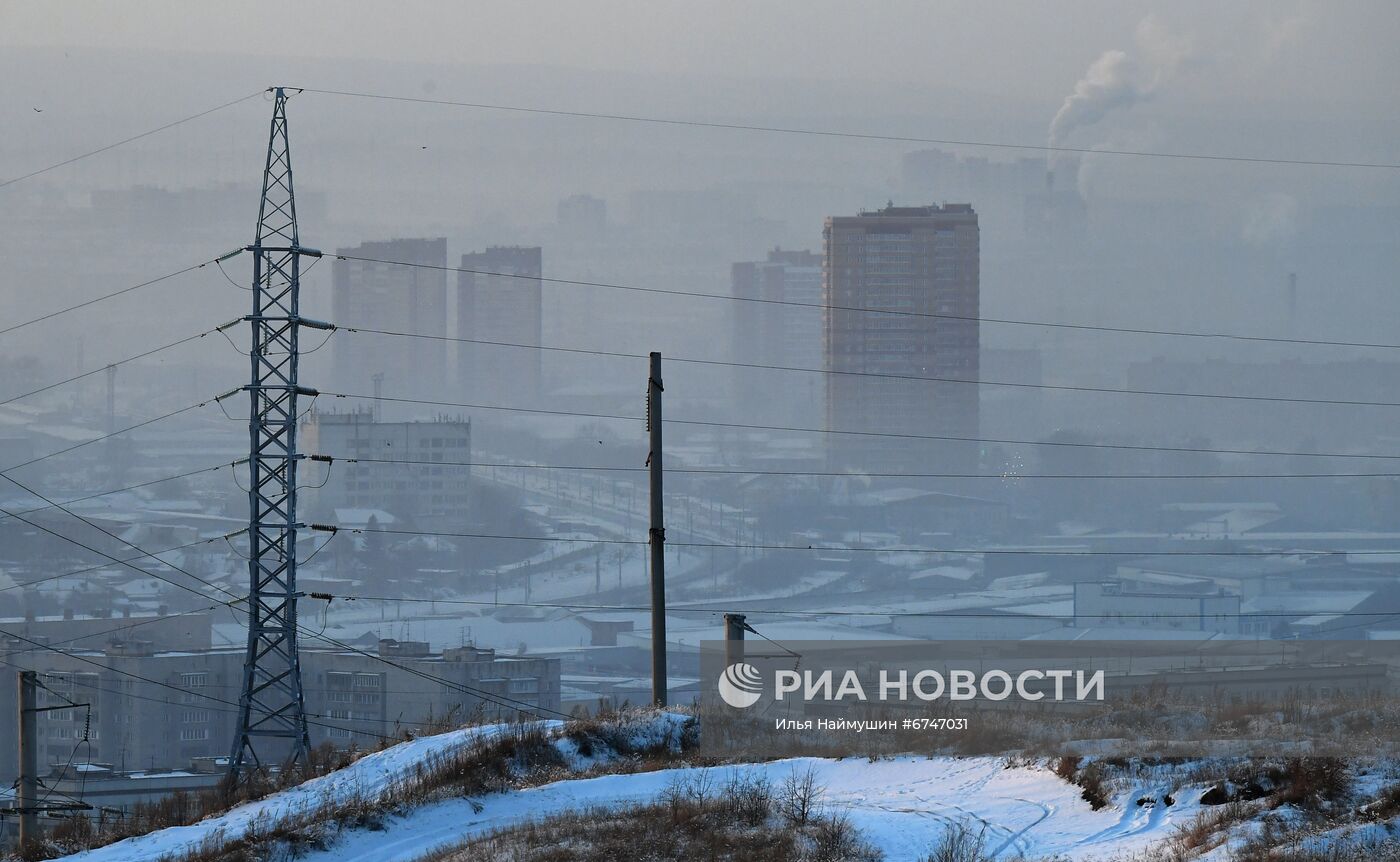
[229, 88, 329, 783]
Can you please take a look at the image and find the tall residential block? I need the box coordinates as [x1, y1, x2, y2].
[457, 246, 543, 404]
[331, 238, 448, 400]
[823, 203, 980, 473]
[732, 248, 824, 426]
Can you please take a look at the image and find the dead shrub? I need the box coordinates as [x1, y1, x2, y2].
[1273, 758, 1352, 809]
[778, 765, 825, 827]
[922, 821, 993, 862]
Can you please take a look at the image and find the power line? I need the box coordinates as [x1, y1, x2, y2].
[0, 390, 237, 474]
[0, 251, 243, 339]
[0, 459, 248, 525]
[297, 87, 1400, 171]
[0, 631, 402, 742]
[0, 502, 564, 724]
[327, 453, 1400, 481]
[307, 593, 1400, 622]
[0, 604, 225, 660]
[0, 487, 246, 606]
[0, 652, 546, 739]
[342, 325, 1400, 411]
[0, 531, 245, 596]
[320, 389, 1400, 461]
[0, 467, 572, 723]
[322, 524, 1391, 557]
[1, 91, 265, 190]
[0, 322, 239, 407]
[292, 625, 575, 722]
[332, 254, 1400, 352]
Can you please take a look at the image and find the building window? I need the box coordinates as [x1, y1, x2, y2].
[179, 728, 210, 742]
[354, 673, 382, 689]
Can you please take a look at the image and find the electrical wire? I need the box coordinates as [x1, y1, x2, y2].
[324, 453, 1400, 481]
[0, 634, 402, 742]
[30, 678, 93, 808]
[1, 90, 265, 190]
[0, 531, 245, 595]
[0, 323, 237, 407]
[0, 473, 573, 723]
[0, 605, 227, 664]
[304, 592, 1400, 622]
[319, 389, 1400, 462]
[296, 87, 1400, 171]
[293, 625, 575, 722]
[0, 252, 244, 338]
[330, 254, 1400, 352]
[0, 459, 247, 525]
[339, 324, 1400, 411]
[0, 477, 248, 606]
[327, 524, 1397, 557]
[0, 390, 239, 474]
[0, 652, 535, 739]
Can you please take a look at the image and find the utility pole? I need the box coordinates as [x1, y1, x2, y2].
[647, 352, 667, 706]
[723, 613, 747, 668]
[230, 87, 328, 784]
[17, 671, 37, 851]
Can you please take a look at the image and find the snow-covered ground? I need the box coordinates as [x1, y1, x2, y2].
[291, 755, 1203, 862]
[55, 720, 564, 862]
[51, 712, 1398, 862]
[55, 718, 1212, 862]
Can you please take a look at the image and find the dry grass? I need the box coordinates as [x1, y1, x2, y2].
[412, 769, 881, 862]
[28, 711, 695, 862]
[36, 742, 365, 860]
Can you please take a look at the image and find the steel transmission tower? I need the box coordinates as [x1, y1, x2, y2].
[229, 88, 329, 782]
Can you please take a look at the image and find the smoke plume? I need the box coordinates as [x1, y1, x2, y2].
[1048, 16, 1191, 149]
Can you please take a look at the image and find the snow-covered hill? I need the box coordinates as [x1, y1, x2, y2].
[49, 712, 1400, 862]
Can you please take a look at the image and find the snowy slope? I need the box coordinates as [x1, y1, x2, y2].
[58, 720, 563, 862]
[57, 712, 1392, 862]
[57, 738, 1201, 862]
[294, 756, 1200, 862]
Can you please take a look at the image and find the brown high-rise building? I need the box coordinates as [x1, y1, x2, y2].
[823, 203, 980, 473]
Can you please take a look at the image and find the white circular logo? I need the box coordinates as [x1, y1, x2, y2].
[717, 662, 763, 708]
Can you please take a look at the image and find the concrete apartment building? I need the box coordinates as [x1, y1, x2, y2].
[331, 238, 448, 399]
[0, 639, 560, 789]
[301, 406, 472, 527]
[823, 203, 980, 473]
[732, 248, 824, 426]
[457, 246, 543, 405]
[0, 610, 213, 653]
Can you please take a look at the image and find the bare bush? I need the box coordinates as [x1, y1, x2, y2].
[724, 771, 774, 827]
[779, 765, 826, 827]
[923, 821, 992, 862]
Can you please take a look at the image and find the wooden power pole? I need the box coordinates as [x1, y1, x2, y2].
[17, 670, 38, 851]
[647, 352, 667, 706]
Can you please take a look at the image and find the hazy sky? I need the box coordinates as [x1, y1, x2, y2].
[3, 0, 1398, 373]
[3, 0, 1397, 112]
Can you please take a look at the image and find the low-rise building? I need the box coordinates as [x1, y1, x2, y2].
[0, 639, 559, 792]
